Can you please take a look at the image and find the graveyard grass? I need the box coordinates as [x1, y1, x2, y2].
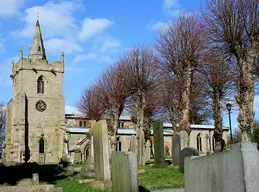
[138, 165, 184, 190]
[54, 164, 184, 192]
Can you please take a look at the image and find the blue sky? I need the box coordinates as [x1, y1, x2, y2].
[1, 0, 259, 132]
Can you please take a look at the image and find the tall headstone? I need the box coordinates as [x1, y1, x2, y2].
[179, 147, 199, 173]
[144, 140, 151, 161]
[128, 135, 137, 153]
[179, 131, 188, 150]
[137, 128, 145, 165]
[153, 121, 167, 167]
[111, 152, 139, 192]
[172, 133, 181, 167]
[92, 120, 111, 181]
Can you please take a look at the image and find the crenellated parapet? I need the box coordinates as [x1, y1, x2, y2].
[11, 51, 64, 79]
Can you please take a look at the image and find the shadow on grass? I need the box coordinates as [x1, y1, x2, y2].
[0, 163, 74, 185]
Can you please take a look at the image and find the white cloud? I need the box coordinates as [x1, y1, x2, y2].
[92, 36, 121, 52]
[45, 38, 83, 55]
[163, 0, 179, 9]
[72, 53, 112, 64]
[18, 1, 83, 38]
[147, 22, 169, 31]
[163, 0, 182, 17]
[79, 18, 113, 41]
[100, 39, 120, 52]
[0, 0, 23, 16]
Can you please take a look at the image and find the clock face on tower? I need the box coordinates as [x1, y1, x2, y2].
[35, 100, 47, 112]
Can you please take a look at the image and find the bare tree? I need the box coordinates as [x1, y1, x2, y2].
[156, 14, 206, 145]
[0, 102, 6, 158]
[76, 85, 104, 121]
[97, 61, 127, 152]
[203, 0, 259, 141]
[189, 75, 212, 125]
[157, 73, 181, 133]
[122, 46, 158, 136]
[122, 45, 158, 164]
[200, 47, 235, 151]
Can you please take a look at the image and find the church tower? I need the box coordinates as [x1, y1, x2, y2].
[4, 20, 65, 163]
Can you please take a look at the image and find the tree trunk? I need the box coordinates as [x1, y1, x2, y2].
[134, 91, 146, 165]
[169, 107, 178, 133]
[236, 56, 255, 142]
[179, 65, 192, 146]
[213, 90, 223, 152]
[108, 107, 120, 152]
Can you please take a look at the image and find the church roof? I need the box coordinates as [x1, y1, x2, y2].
[28, 20, 46, 60]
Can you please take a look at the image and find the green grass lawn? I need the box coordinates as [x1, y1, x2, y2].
[54, 164, 184, 192]
[55, 178, 107, 192]
[138, 165, 184, 190]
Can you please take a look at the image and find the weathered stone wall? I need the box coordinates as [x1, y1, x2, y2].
[185, 143, 259, 192]
[5, 55, 65, 164]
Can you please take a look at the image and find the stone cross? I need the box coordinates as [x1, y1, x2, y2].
[153, 120, 167, 167]
[111, 152, 138, 192]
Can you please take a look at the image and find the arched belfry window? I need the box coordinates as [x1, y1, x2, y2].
[38, 46, 41, 52]
[37, 76, 44, 94]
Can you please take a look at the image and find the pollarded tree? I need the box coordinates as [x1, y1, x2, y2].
[76, 85, 104, 121]
[203, 0, 259, 141]
[97, 61, 127, 152]
[200, 47, 236, 151]
[122, 45, 159, 164]
[156, 14, 206, 145]
[189, 75, 212, 125]
[157, 73, 181, 133]
[122, 46, 159, 136]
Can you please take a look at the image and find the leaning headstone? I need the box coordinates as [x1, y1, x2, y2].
[128, 135, 137, 153]
[144, 140, 151, 161]
[111, 152, 138, 192]
[179, 147, 199, 173]
[153, 121, 167, 168]
[88, 120, 112, 190]
[172, 133, 181, 167]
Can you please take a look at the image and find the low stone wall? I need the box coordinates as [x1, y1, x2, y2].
[185, 142, 259, 192]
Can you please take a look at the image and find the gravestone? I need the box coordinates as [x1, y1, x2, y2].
[129, 135, 137, 153]
[153, 121, 167, 167]
[137, 129, 145, 165]
[144, 140, 151, 161]
[111, 152, 138, 192]
[88, 120, 112, 191]
[172, 133, 181, 167]
[92, 120, 111, 181]
[179, 147, 199, 173]
[179, 131, 188, 150]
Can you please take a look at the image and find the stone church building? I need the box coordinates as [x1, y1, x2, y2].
[3, 20, 230, 164]
[4, 20, 65, 163]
